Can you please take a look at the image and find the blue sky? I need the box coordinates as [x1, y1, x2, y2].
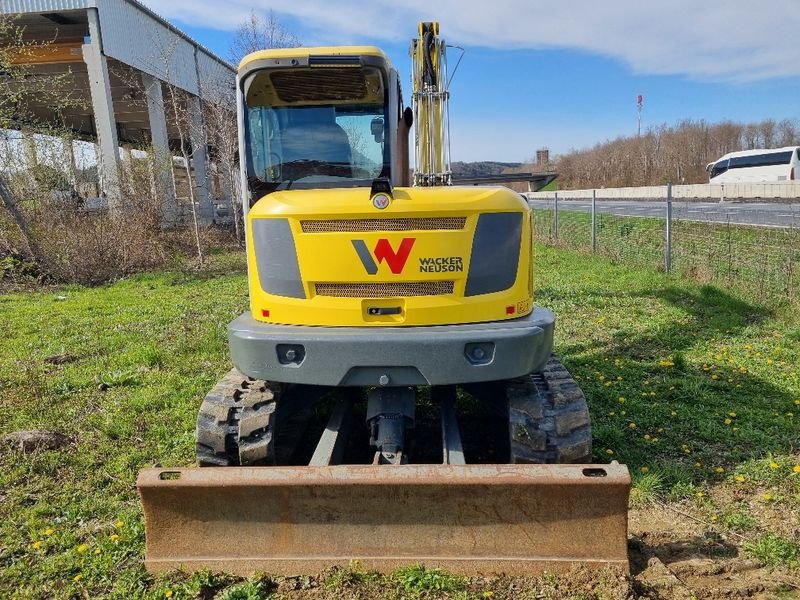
[142, 0, 800, 163]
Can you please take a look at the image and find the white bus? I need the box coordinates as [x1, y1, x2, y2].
[707, 146, 800, 183]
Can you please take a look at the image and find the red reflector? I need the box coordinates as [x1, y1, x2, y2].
[506, 305, 516, 315]
[261, 309, 270, 318]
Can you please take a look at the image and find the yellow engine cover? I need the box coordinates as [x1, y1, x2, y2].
[246, 185, 533, 327]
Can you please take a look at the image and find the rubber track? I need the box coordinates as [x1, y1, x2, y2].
[196, 368, 280, 466]
[507, 356, 592, 463]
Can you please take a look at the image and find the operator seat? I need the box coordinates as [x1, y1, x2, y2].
[281, 107, 353, 180]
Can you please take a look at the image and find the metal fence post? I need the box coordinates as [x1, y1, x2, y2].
[591, 189, 597, 252]
[554, 192, 559, 242]
[666, 183, 673, 273]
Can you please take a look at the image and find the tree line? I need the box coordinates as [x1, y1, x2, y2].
[534, 118, 800, 189]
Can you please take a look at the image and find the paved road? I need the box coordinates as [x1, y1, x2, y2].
[527, 198, 800, 228]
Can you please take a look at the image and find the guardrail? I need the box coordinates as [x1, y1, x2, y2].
[527, 182, 800, 200]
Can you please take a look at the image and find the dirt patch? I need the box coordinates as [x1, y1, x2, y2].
[630, 504, 799, 599]
[0, 430, 72, 452]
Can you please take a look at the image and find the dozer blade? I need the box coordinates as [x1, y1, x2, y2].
[138, 463, 630, 575]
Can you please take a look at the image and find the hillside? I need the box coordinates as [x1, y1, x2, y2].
[451, 161, 521, 177]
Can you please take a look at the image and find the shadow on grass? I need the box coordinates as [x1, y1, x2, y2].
[551, 280, 796, 482]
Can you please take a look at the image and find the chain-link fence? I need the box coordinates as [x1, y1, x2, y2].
[530, 187, 800, 304]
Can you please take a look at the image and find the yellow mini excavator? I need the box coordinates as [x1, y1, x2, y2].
[138, 22, 630, 575]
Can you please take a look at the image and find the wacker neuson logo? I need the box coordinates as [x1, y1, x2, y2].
[352, 238, 464, 275]
[419, 256, 463, 273]
[352, 238, 416, 274]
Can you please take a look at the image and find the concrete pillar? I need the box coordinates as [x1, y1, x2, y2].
[62, 135, 78, 191]
[188, 95, 212, 224]
[141, 73, 177, 227]
[22, 131, 38, 169]
[82, 8, 121, 212]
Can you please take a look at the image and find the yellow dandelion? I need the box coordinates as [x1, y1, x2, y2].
[762, 493, 773, 502]
[715, 466, 725, 473]
[110, 534, 120, 542]
[640, 466, 649, 474]
[604, 381, 612, 387]
[620, 410, 626, 416]
[73, 574, 82, 583]
[31, 540, 42, 550]
[483, 592, 495, 599]
[671, 411, 677, 416]
[617, 376, 623, 381]
[608, 411, 616, 416]
[709, 515, 718, 522]
[93, 548, 101, 556]
[618, 396, 626, 403]
[767, 358, 774, 365]
[696, 491, 704, 498]
[44, 528, 54, 536]
[728, 412, 736, 417]
[644, 380, 650, 385]
[733, 427, 739, 431]
[651, 437, 659, 443]
[606, 449, 614, 455]
[649, 391, 656, 397]
[695, 462, 702, 468]
[643, 434, 651, 440]
[711, 374, 719, 380]
[724, 418, 732, 425]
[735, 475, 745, 482]
[77, 544, 87, 554]
[787, 412, 794, 417]
[165, 591, 174, 599]
[769, 462, 779, 470]
[115, 520, 124, 528]
[794, 400, 800, 406]
[629, 422, 637, 429]
[792, 465, 800, 474]
[658, 428, 664, 432]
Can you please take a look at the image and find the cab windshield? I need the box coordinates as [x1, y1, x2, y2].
[243, 66, 389, 193]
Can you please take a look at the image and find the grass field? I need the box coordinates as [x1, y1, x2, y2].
[1, 246, 799, 598]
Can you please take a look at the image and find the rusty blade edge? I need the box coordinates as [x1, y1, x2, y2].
[145, 556, 629, 564]
[144, 557, 630, 576]
[138, 463, 631, 488]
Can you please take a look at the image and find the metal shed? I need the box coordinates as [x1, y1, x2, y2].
[0, 0, 236, 223]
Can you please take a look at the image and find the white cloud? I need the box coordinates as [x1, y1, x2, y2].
[142, 0, 800, 82]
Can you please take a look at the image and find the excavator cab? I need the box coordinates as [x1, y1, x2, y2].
[241, 49, 406, 194]
[137, 26, 630, 576]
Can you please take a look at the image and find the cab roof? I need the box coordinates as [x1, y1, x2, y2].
[239, 46, 391, 72]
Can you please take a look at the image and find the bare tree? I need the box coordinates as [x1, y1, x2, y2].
[542, 117, 800, 189]
[203, 82, 243, 242]
[229, 10, 301, 64]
